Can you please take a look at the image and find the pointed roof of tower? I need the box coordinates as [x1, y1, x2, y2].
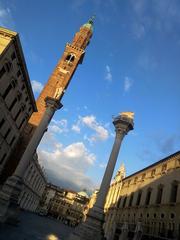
[113, 163, 126, 183]
[83, 16, 95, 32]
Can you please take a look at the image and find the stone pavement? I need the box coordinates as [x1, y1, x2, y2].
[0, 210, 73, 240]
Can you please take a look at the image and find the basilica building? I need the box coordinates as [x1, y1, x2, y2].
[103, 151, 180, 240]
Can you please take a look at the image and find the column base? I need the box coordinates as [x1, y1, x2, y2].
[68, 206, 106, 240]
[0, 175, 22, 224]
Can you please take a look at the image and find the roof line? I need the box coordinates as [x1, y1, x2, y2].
[123, 151, 180, 181]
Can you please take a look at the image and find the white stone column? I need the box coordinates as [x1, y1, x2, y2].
[0, 97, 62, 223]
[14, 97, 62, 178]
[68, 112, 134, 240]
[95, 131, 126, 209]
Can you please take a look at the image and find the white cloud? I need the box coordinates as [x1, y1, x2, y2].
[131, 0, 180, 38]
[105, 65, 112, 82]
[72, 124, 81, 133]
[50, 119, 68, 134]
[99, 163, 107, 168]
[0, 3, 14, 27]
[81, 115, 109, 142]
[38, 141, 96, 192]
[132, 22, 145, 39]
[124, 76, 133, 92]
[31, 80, 43, 94]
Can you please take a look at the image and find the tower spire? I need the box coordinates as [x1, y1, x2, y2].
[82, 16, 95, 33]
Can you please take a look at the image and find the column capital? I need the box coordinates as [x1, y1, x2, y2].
[113, 112, 134, 136]
[45, 96, 63, 110]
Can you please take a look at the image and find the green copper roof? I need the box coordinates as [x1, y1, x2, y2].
[83, 16, 95, 32]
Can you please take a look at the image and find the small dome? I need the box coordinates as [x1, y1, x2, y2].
[78, 191, 89, 198]
[82, 16, 95, 32]
[83, 23, 93, 31]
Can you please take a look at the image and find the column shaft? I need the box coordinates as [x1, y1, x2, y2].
[14, 105, 56, 178]
[95, 133, 125, 208]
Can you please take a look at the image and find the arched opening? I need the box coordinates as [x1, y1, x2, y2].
[66, 54, 75, 63]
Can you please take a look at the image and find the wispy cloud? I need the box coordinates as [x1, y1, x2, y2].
[130, 0, 180, 39]
[50, 119, 68, 134]
[81, 115, 109, 142]
[31, 80, 43, 94]
[124, 76, 133, 93]
[0, 2, 14, 28]
[105, 65, 113, 82]
[72, 124, 81, 133]
[72, 115, 109, 143]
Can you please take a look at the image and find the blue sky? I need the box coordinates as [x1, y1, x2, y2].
[1, 0, 180, 193]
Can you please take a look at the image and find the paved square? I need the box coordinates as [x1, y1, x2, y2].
[0, 210, 74, 240]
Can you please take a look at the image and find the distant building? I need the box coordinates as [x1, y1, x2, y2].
[103, 151, 180, 240]
[18, 154, 46, 212]
[39, 183, 89, 226]
[0, 27, 36, 184]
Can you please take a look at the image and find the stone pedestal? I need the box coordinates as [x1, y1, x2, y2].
[68, 206, 105, 240]
[0, 97, 62, 223]
[68, 112, 134, 240]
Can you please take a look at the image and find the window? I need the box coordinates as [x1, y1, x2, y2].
[117, 198, 121, 208]
[145, 188, 152, 206]
[66, 53, 75, 63]
[170, 181, 178, 203]
[21, 104, 26, 112]
[17, 70, 21, 77]
[0, 66, 6, 79]
[134, 177, 138, 184]
[21, 84, 25, 90]
[151, 169, 156, 177]
[14, 109, 21, 121]
[4, 61, 12, 72]
[136, 191, 142, 206]
[129, 193, 134, 207]
[4, 128, 11, 140]
[156, 185, 163, 204]
[0, 118, 5, 129]
[11, 52, 16, 61]
[122, 196, 127, 207]
[18, 118, 25, 129]
[9, 98, 17, 111]
[2, 84, 12, 99]
[0, 153, 7, 164]
[11, 78, 18, 88]
[142, 174, 146, 181]
[161, 164, 167, 173]
[10, 136, 16, 146]
[17, 92, 22, 101]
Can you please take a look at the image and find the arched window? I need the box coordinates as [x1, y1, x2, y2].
[129, 193, 134, 207]
[136, 191, 142, 206]
[170, 181, 178, 203]
[156, 184, 163, 204]
[145, 188, 152, 206]
[117, 197, 122, 208]
[66, 53, 75, 63]
[122, 196, 127, 208]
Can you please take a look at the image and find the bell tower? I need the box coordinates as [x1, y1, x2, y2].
[29, 17, 94, 127]
[0, 18, 94, 183]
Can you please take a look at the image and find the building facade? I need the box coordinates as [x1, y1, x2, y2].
[40, 184, 89, 226]
[18, 153, 46, 212]
[0, 27, 36, 184]
[104, 151, 180, 240]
